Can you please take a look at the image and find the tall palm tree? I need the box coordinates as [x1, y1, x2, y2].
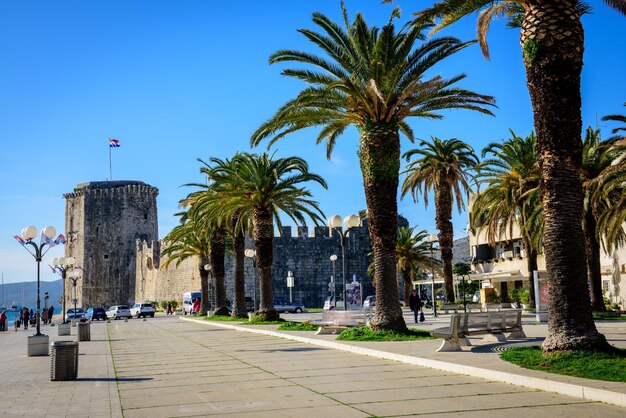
[581, 127, 626, 311]
[161, 215, 212, 315]
[198, 153, 327, 321]
[396, 227, 439, 305]
[413, 0, 625, 352]
[251, 4, 494, 331]
[473, 130, 542, 306]
[402, 137, 479, 303]
[189, 157, 249, 319]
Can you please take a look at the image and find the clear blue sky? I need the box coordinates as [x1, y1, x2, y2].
[1, 1, 624, 284]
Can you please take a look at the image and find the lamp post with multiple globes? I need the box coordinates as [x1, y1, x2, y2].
[327, 214, 360, 310]
[52, 256, 77, 324]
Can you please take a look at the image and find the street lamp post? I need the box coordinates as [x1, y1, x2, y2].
[244, 249, 257, 312]
[328, 214, 360, 311]
[68, 271, 81, 319]
[329, 255, 337, 308]
[287, 271, 294, 304]
[15, 225, 58, 337]
[455, 273, 471, 312]
[427, 233, 438, 317]
[52, 256, 77, 324]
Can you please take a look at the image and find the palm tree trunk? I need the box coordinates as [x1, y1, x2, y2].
[436, 181, 455, 303]
[584, 211, 606, 311]
[522, 1, 610, 352]
[231, 220, 247, 318]
[199, 257, 210, 315]
[359, 122, 407, 332]
[254, 207, 279, 320]
[522, 234, 538, 308]
[210, 228, 229, 316]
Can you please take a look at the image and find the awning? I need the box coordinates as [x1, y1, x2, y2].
[469, 270, 526, 283]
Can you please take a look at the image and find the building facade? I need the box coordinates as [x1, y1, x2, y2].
[63, 181, 159, 308]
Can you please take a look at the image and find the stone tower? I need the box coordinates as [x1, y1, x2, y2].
[64, 181, 158, 308]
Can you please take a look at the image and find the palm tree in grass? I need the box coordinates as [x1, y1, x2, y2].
[413, 0, 625, 352]
[581, 127, 626, 311]
[473, 130, 542, 306]
[189, 156, 250, 319]
[396, 227, 439, 306]
[161, 215, 212, 315]
[251, 4, 494, 331]
[402, 137, 479, 303]
[198, 153, 327, 321]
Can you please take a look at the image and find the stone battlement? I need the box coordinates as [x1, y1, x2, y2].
[63, 181, 159, 199]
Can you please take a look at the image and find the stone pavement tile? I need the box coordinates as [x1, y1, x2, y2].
[360, 391, 588, 416]
[279, 362, 418, 378]
[287, 366, 455, 384]
[307, 374, 480, 394]
[238, 404, 371, 418]
[332, 382, 535, 404]
[122, 393, 341, 418]
[432, 402, 626, 418]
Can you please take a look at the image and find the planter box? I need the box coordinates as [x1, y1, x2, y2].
[27, 334, 49, 357]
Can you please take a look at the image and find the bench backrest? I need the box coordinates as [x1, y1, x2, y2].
[458, 310, 522, 333]
[321, 310, 365, 322]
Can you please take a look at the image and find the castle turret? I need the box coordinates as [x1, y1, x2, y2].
[64, 181, 159, 307]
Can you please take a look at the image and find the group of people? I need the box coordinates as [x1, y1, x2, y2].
[0, 306, 55, 332]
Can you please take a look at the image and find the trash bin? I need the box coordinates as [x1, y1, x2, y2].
[77, 321, 90, 341]
[50, 341, 79, 381]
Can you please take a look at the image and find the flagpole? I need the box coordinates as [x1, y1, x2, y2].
[109, 141, 112, 181]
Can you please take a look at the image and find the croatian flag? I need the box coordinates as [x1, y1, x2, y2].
[55, 234, 67, 245]
[40, 231, 56, 247]
[109, 138, 120, 147]
[13, 235, 25, 245]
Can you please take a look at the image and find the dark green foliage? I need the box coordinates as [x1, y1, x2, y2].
[277, 321, 320, 331]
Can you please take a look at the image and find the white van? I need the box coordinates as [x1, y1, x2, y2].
[183, 291, 201, 315]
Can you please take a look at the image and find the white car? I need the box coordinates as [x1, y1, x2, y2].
[65, 308, 85, 322]
[131, 303, 156, 318]
[106, 305, 132, 320]
[323, 296, 345, 310]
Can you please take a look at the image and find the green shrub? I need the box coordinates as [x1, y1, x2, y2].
[337, 326, 432, 341]
[277, 321, 319, 331]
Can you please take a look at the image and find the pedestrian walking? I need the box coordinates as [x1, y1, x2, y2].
[408, 289, 422, 323]
[22, 307, 29, 330]
[41, 307, 48, 325]
[29, 309, 35, 326]
[48, 305, 54, 324]
[166, 302, 173, 315]
[0, 310, 6, 331]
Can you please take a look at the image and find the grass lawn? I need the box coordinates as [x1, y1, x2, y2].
[203, 315, 247, 322]
[277, 321, 319, 331]
[246, 315, 286, 325]
[500, 346, 626, 382]
[337, 326, 433, 341]
[593, 315, 626, 321]
[306, 308, 324, 313]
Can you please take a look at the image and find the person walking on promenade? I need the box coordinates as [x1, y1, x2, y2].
[48, 305, 54, 324]
[29, 309, 35, 326]
[0, 310, 6, 331]
[21, 307, 29, 330]
[408, 289, 422, 323]
[166, 302, 173, 315]
[41, 307, 48, 325]
[192, 298, 200, 315]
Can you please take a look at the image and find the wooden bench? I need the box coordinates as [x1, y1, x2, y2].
[309, 310, 367, 335]
[431, 310, 526, 352]
[441, 303, 459, 314]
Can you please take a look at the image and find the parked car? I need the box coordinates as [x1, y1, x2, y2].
[65, 308, 85, 322]
[363, 295, 376, 308]
[85, 307, 107, 321]
[182, 291, 202, 315]
[131, 303, 156, 318]
[106, 305, 132, 320]
[323, 296, 345, 310]
[274, 299, 306, 313]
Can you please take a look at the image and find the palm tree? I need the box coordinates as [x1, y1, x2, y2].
[161, 215, 212, 315]
[413, 0, 625, 352]
[473, 130, 542, 306]
[581, 127, 626, 311]
[251, 4, 494, 331]
[189, 157, 249, 318]
[402, 137, 479, 303]
[396, 227, 439, 305]
[198, 153, 327, 321]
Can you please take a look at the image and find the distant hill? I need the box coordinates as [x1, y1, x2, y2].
[1, 279, 62, 310]
[452, 236, 470, 265]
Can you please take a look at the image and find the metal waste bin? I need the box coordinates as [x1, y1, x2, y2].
[50, 341, 79, 381]
[77, 321, 91, 341]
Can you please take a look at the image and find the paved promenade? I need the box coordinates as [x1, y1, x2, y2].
[1, 313, 625, 417]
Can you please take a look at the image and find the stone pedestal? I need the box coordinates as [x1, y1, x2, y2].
[27, 334, 49, 356]
[58, 323, 71, 336]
